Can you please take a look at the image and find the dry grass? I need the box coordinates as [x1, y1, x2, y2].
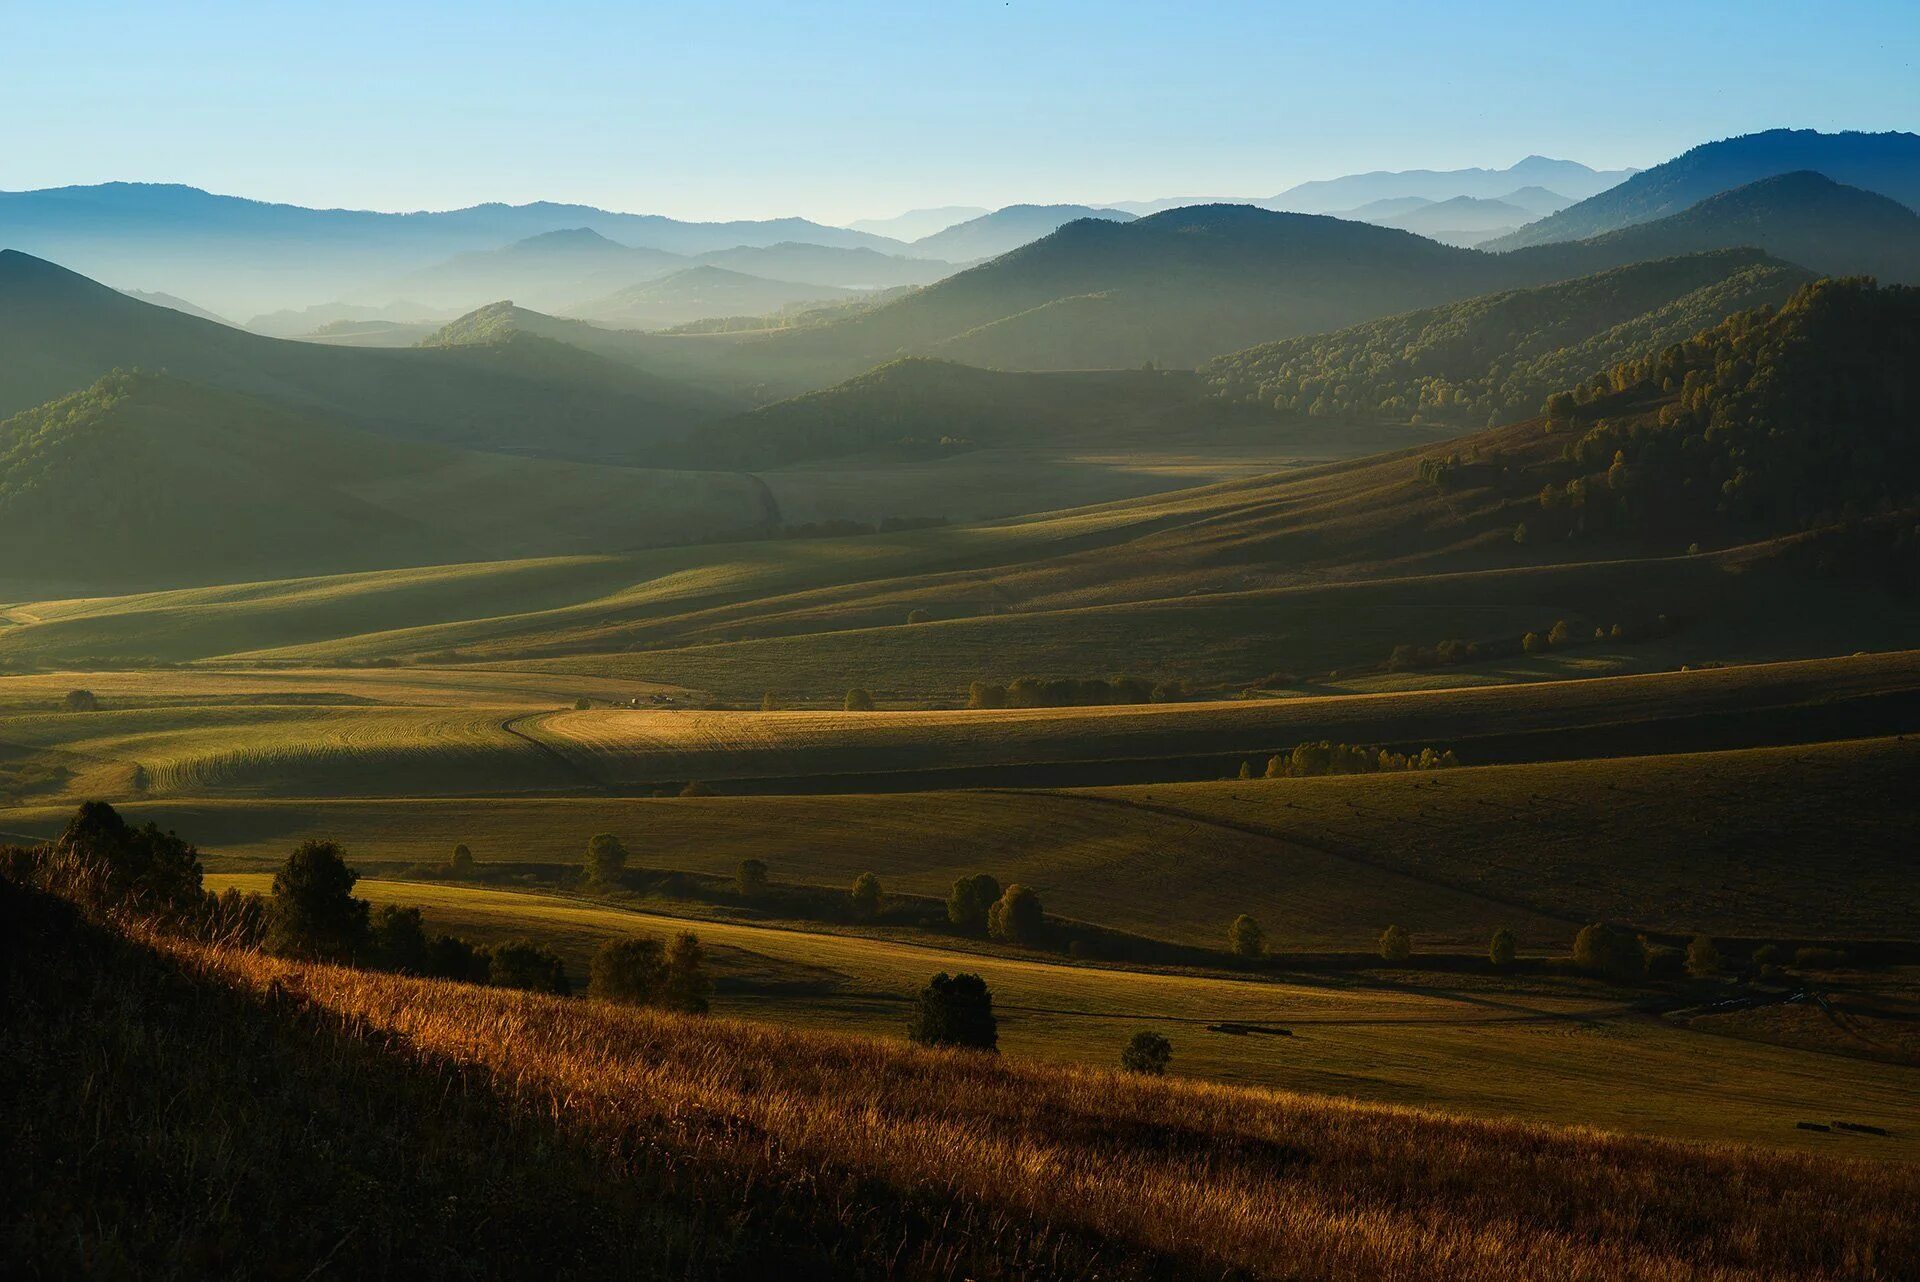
[164, 932, 1920, 1281]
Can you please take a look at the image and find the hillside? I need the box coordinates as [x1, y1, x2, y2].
[690, 242, 956, 289]
[844, 204, 989, 240]
[0, 251, 734, 461]
[0, 371, 771, 592]
[1515, 172, 1920, 283]
[565, 265, 859, 329]
[376, 228, 687, 312]
[1377, 195, 1536, 244]
[1203, 249, 1812, 427]
[1490, 129, 1920, 248]
[119, 289, 234, 325]
[906, 203, 1136, 261]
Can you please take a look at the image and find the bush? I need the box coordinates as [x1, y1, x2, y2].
[1120, 1030, 1172, 1076]
[1548, 619, 1574, 647]
[737, 858, 769, 897]
[760, 691, 780, 711]
[450, 843, 474, 874]
[679, 780, 713, 797]
[906, 609, 932, 625]
[1793, 946, 1848, 971]
[1752, 944, 1782, 966]
[663, 932, 711, 1013]
[199, 886, 268, 948]
[584, 833, 627, 884]
[424, 933, 488, 983]
[987, 884, 1045, 946]
[843, 688, 875, 711]
[589, 937, 668, 1004]
[907, 972, 996, 1050]
[1228, 914, 1264, 960]
[850, 872, 883, 919]
[1489, 926, 1517, 968]
[62, 689, 98, 713]
[1378, 924, 1412, 964]
[371, 904, 430, 974]
[267, 840, 370, 962]
[485, 939, 570, 995]
[1685, 934, 1721, 977]
[946, 873, 1001, 934]
[573, 697, 591, 711]
[965, 681, 1007, 709]
[1572, 923, 1647, 983]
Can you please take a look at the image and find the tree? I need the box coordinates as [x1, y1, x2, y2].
[1522, 631, 1546, 655]
[1378, 924, 1412, 964]
[372, 904, 430, 974]
[1228, 914, 1264, 960]
[850, 871, 883, 919]
[1544, 390, 1578, 430]
[54, 801, 203, 912]
[1572, 923, 1647, 983]
[737, 858, 769, 897]
[1512, 522, 1529, 545]
[760, 691, 781, 711]
[966, 681, 1008, 709]
[450, 843, 475, 874]
[946, 873, 1002, 933]
[1686, 934, 1722, 978]
[1237, 760, 1254, 780]
[987, 884, 1044, 946]
[267, 840, 370, 962]
[1489, 926, 1517, 968]
[1547, 619, 1573, 647]
[906, 609, 931, 625]
[62, 688, 98, 713]
[663, 932, 711, 1013]
[589, 937, 667, 1004]
[573, 696, 592, 711]
[1120, 1030, 1172, 1076]
[485, 939, 570, 994]
[843, 688, 875, 712]
[679, 780, 713, 797]
[424, 933, 488, 983]
[907, 972, 996, 1050]
[585, 833, 627, 885]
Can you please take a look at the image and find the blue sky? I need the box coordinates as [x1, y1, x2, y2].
[3, 0, 1914, 222]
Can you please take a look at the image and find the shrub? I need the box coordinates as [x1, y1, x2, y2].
[1489, 926, 1517, 968]
[679, 780, 713, 797]
[267, 840, 370, 962]
[965, 681, 1007, 709]
[1512, 522, 1529, 545]
[1378, 924, 1412, 964]
[450, 843, 474, 874]
[907, 972, 996, 1050]
[585, 833, 627, 884]
[1685, 934, 1721, 977]
[199, 886, 268, 948]
[986, 884, 1045, 946]
[573, 697, 592, 711]
[424, 933, 488, 983]
[663, 932, 711, 1013]
[1228, 914, 1264, 960]
[843, 688, 875, 711]
[1522, 631, 1546, 654]
[485, 939, 570, 995]
[1548, 619, 1574, 647]
[1572, 923, 1647, 983]
[1793, 946, 1848, 971]
[946, 873, 1002, 934]
[371, 904, 430, 974]
[760, 691, 781, 711]
[1752, 944, 1782, 966]
[737, 858, 769, 897]
[906, 609, 932, 625]
[62, 689, 98, 713]
[589, 937, 668, 1005]
[850, 872, 883, 919]
[1120, 1030, 1173, 1076]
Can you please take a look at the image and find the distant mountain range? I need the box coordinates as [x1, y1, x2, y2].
[1267, 155, 1639, 213]
[845, 206, 991, 241]
[1488, 129, 1920, 248]
[564, 265, 858, 329]
[904, 205, 1136, 261]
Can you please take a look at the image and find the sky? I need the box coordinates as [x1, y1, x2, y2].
[2, 0, 1915, 224]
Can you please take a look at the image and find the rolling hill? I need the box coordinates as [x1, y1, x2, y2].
[689, 242, 956, 289]
[905, 203, 1136, 261]
[843, 204, 989, 240]
[1488, 128, 1920, 248]
[373, 228, 687, 312]
[0, 371, 771, 592]
[1203, 249, 1813, 427]
[1374, 195, 1535, 245]
[564, 265, 859, 329]
[0, 250, 735, 461]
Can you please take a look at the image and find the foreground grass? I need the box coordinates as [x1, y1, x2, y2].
[30, 892, 1918, 1280]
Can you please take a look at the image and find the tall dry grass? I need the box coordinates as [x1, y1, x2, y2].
[174, 934, 1918, 1282]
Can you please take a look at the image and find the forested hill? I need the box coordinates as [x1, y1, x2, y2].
[1201, 250, 1810, 428]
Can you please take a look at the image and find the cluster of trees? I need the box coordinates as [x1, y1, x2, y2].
[1201, 253, 1803, 428]
[965, 675, 1190, 709]
[905, 972, 1172, 1074]
[946, 873, 1047, 947]
[1251, 742, 1460, 778]
[1540, 279, 1920, 535]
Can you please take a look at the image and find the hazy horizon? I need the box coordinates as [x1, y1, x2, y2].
[4, 0, 1914, 224]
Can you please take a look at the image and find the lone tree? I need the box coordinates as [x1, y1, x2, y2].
[574, 696, 592, 710]
[585, 833, 627, 885]
[1120, 1030, 1173, 1075]
[267, 840, 370, 962]
[736, 858, 769, 897]
[760, 691, 781, 711]
[450, 843, 475, 874]
[589, 937, 668, 1005]
[946, 873, 1002, 934]
[62, 688, 99, 713]
[663, 931, 711, 1013]
[1573, 923, 1648, 984]
[987, 884, 1045, 946]
[485, 939, 570, 994]
[908, 972, 997, 1050]
[372, 904, 431, 974]
[1228, 914, 1264, 960]
[1378, 924, 1412, 964]
[1489, 926, 1518, 968]
[1686, 934, 1722, 978]
[850, 871, 883, 919]
[843, 687, 875, 711]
